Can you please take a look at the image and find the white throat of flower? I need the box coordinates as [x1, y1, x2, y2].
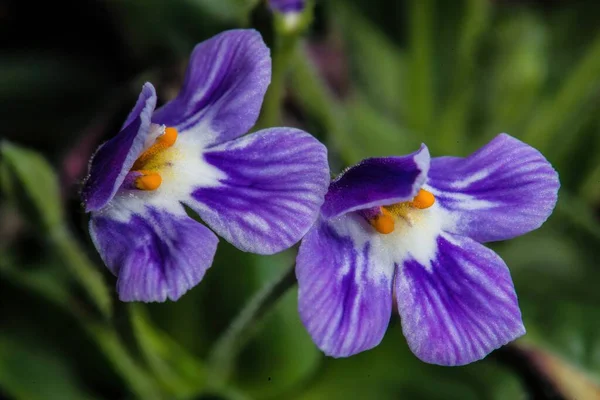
[96, 123, 224, 222]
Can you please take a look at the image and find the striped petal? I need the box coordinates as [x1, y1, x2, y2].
[152, 29, 271, 148]
[322, 145, 430, 219]
[90, 206, 218, 302]
[82, 83, 157, 212]
[395, 233, 525, 366]
[428, 134, 559, 243]
[188, 128, 329, 254]
[297, 214, 394, 357]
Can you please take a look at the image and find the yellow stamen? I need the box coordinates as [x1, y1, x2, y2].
[135, 171, 162, 191]
[370, 207, 395, 234]
[160, 127, 178, 146]
[368, 189, 435, 234]
[411, 189, 435, 209]
[132, 127, 178, 170]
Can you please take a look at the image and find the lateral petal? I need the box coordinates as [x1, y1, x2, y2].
[82, 83, 157, 212]
[428, 134, 559, 242]
[188, 128, 329, 254]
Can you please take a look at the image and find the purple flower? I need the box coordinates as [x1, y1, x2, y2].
[296, 134, 559, 366]
[81, 30, 329, 303]
[268, 0, 305, 14]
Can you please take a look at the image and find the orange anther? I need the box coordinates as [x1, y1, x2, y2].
[159, 127, 178, 147]
[132, 126, 178, 170]
[135, 172, 162, 191]
[411, 189, 435, 209]
[370, 207, 395, 234]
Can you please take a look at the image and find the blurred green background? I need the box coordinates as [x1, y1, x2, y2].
[1, 0, 600, 399]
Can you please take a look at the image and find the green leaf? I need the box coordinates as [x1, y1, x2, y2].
[0, 334, 98, 400]
[0, 252, 72, 311]
[0, 142, 111, 318]
[436, 0, 490, 154]
[294, 323, 524, 400]
[341, 96, 420, 164]
[0, 254, 160, 400]
[130, 304, 208, 398]
[580, 161, 600, 205]
[408, 0, 435, 137]
[288, 49, 353, 166]
[521, 300, 600, 378]
[522, 29, 600, 153]
[0, 141, 63, 232]
[494, 201, 600, 382]
[50, 227, 113, 319]
[555, 191, 600, 242]
[496, 229, 599, 304]
[336, 3, 407, 119]
[485, 11, 548, 141]
[86, 323, 163, 400]
[578, 119, 600, 204]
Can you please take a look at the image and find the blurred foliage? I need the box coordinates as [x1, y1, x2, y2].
[2, 0, 600, 399]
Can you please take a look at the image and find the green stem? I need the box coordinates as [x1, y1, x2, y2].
[86, 323, 163, 400]
[208, 263, 297, 385]
[257, 34, 301, 129]
[50, 225, 112, 319]
[257, 2, 314, 128]
[0, 255, 162, 400]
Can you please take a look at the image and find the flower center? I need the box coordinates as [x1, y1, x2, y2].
[369, 189, 435, 234]
[130, 127, 178, 191]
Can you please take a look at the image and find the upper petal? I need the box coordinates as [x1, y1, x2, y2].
[322, 145, 430, 219]
[297, 214, 394, 357]
[395, 233, 525, 366]
[428, 133, 559, 242]
[152, 29, 271, 147]
[82, 83, 157, 212]
[90, 205, 218, 302]
[187, 128, 329, 254]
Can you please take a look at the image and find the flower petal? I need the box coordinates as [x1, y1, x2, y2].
[428, 133, 559, 242]
[395, 233, 525, 366]
[82, 83, 157, 212]
[90, 206, 218, 302]
[297, 214, 394, 357]
[322, 145, 430, 219]
[187, 128, 329, 254]
[152, 29, 271, 147]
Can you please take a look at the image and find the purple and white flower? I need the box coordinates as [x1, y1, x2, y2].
[81, 30, 329, 303]
[268, 0, 305, 14]
[296, 134, 559, 366]
[268, 0, 306, 31]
